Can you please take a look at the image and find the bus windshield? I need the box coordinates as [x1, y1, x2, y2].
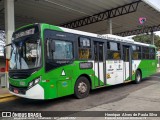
[10, 35, 41, 70]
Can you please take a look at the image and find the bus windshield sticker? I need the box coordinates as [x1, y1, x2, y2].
[15, 28, 35, 39]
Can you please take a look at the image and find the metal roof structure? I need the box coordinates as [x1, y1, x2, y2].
[0, 0, 160, 36]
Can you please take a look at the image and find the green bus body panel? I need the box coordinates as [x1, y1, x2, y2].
[131, 60, 157, 80]
[138, 60, 157, 78]
[9, 23, 157, 100]
[43, 61, 94, 99]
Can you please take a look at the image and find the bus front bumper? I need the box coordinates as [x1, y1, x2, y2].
[9, 84, 44, 99]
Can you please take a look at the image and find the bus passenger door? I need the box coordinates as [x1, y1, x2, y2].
[94, 42, 105, 87]
[123, 45, 132, 81]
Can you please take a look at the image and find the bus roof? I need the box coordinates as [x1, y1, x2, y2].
[57, 25, 153, 47]
[58, 25, 134, 43]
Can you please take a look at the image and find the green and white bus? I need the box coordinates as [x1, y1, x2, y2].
[8, 23, 157, 99]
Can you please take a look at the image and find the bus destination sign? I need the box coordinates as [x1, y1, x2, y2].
[14, 28, 35, 39]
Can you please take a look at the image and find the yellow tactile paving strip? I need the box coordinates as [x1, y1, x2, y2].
[0, 94, 18, 103]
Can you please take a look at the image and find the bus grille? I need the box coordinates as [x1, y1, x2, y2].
[9, 84, 27, 95]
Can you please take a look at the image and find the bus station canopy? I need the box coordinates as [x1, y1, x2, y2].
[0, 0, 160, 36]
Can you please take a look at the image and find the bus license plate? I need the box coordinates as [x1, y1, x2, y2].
[14, 89, 19, 94]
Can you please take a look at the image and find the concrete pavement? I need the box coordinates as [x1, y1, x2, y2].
[86, 79, 160, 111]
[72, 77, 160, 120]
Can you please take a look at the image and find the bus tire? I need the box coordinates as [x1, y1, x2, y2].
[74, 76, 90, 99]
[134, 70, 142, 84]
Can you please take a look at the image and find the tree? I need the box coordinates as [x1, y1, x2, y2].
[132, 34, 160, 49]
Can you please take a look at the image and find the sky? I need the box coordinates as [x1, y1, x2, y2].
[155, 31, 160, 36]
[142, 0, 160, 12]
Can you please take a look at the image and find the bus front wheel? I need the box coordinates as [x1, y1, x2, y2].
[74, 76, 90, 99]
[134, 70, 142, 84]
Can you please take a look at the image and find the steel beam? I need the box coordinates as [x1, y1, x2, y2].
[116, 25, 160, 36]
[61, 0, 141, 29]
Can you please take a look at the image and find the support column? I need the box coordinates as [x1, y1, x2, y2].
[107, 18, 112, 34]
[151, 31, 154, 45]
[4, 0, 15, 88]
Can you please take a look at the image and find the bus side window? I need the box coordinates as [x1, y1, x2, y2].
[79, 48, 91, 59]
[142, 47, 149, 59]
[146, 47, 149, 59]
[150, 48, 155, 59]
[132, 45, 141, 60]
[94, 44, 98, 61]
[99, 43, 103, 61]
[107, 42, 121, 60]
[113, 52, 120, 59]
[78, 37, 92, 60]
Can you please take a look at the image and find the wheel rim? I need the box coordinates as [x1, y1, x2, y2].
[78, 82, 87, 94]
[137, 73, 140, 82]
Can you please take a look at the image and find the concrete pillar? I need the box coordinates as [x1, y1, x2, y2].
[151, 31, 154, 45]
[5, 0, 15, 56]
[4, 0, 15, 88]
[107, 18, 112, 34]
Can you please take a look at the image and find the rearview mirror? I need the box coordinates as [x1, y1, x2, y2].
[4, 43, 12, 60]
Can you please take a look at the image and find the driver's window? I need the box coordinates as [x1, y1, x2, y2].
[47, 40, 73, 60]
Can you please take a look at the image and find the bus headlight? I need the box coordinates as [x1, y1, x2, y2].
[28, 77, 41, 89]
[35, 78, 40, 84]
[29, 81, 34, 87]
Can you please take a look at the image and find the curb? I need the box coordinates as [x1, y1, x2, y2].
[0, 94, 14, 99]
